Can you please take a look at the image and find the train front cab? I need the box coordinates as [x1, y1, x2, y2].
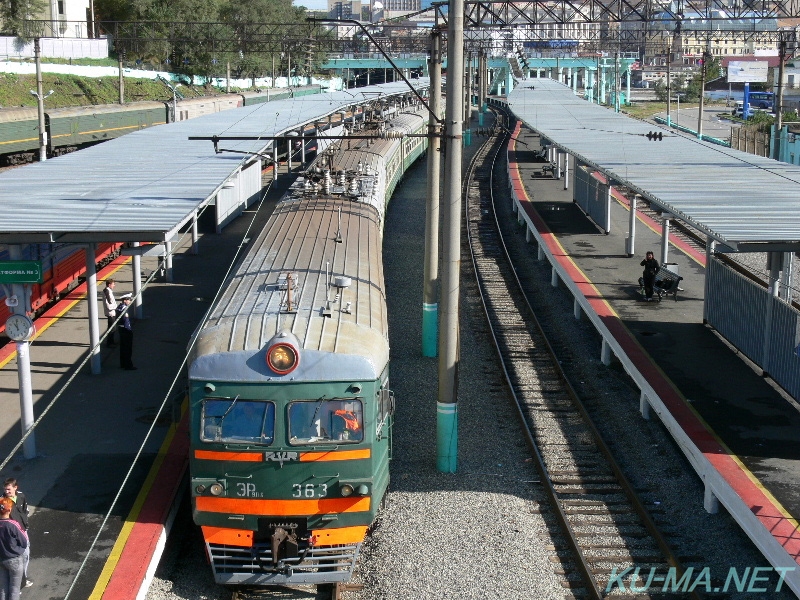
[189, 356, 393, 586]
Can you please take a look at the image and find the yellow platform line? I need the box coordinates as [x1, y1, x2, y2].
[88, 398, 187, 599]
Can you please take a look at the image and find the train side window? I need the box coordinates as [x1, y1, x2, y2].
[288, 399, 363, 445]
[201, 398, 275, 445]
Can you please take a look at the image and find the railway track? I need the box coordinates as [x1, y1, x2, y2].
[464, 109, 702, 599]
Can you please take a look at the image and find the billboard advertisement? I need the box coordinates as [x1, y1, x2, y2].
[727, 61, 770, 83]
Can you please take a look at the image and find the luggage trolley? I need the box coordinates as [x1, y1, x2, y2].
[640, 263, 683, 302]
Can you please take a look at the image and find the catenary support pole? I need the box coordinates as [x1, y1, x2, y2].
[423, 29, 442, 358]
[438, 0, 464, 473]
[697, 51, 707, 140]
[34, 39, 47, 162]
[774, 39, 787, 160]
[667, 46, 672, 127]
[118, 56, 124, 104]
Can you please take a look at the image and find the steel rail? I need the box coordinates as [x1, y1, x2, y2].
[464, 106, 703, 600]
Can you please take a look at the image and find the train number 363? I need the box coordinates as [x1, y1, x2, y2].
[292, 483, 328, 498]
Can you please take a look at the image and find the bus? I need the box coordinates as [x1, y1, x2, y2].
[748, 91, 774, 110]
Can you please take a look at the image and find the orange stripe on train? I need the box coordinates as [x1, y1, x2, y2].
[300, 449, 371, 461]
[194, 450, 262, 461]
[194, 448, 371, 462]
[201, 525, 368, 548]
[196, 496, 371, 515]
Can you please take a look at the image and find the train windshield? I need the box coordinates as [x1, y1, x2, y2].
[201, 398, 275, 445]
[288, 398, 364, 445]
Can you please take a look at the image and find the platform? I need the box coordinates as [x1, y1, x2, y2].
[509, 123, 800, 596]
[0, 172, 285, 600]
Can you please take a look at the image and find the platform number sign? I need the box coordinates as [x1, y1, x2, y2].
[0, 261, 42, 284]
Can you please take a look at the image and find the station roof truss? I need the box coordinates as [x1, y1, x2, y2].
[433, 0, 800, 25]
[22, 5, 800, 59]
[508, 79, 800, 253]
[0, 80, 429, 246]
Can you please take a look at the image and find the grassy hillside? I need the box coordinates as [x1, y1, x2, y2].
[0, 71, 242, 110]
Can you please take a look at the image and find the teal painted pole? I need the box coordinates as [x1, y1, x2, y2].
[437, 402, 458, 471]
[422, 303, 438, 355]
[422, 30, 442, 358]
[438, 0, 464, 473]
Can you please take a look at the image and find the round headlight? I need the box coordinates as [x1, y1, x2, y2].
[355, 484, 369, 496]
[267, 343, 298, 375]
[209, 482, 224, 496]
[340, 483, 354, 497]
[195, 484, 206, 494]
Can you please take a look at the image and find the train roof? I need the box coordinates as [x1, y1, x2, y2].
[48, 102, 168, 118]
[287, 108, 427, 225]
[0, 79, 430, 245]
[0, 107, 39, 123]
[190, 196, 388, 383]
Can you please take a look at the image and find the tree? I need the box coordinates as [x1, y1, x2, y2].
[654, 80, 667, 102]
[0, 0, 48, 38]
[219, 0, 310, 84]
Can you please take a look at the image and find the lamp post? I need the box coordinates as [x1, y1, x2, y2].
[157, 76, 180, 122]
[31, 38, 54, 162]
[29, 89, 54, 162]
[672, 93, 683, 125]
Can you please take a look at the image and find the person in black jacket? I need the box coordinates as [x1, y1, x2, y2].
[640, 251, 659, 301]
[3, 479, 30, 589]
[116, 294, 137, 371]
[0, 497, 27, 600]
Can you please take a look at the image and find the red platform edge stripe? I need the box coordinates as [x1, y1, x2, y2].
[101, 407, 190, 599]
[507, 121, 800, 560]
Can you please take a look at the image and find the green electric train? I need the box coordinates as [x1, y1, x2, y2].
[187, 97, 429, 588]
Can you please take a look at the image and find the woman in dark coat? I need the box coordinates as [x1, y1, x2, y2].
[640, 251, 659, 301]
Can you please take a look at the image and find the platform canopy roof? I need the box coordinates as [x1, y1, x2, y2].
[508, 79, 800, 252]
[0, 79, 429, 245]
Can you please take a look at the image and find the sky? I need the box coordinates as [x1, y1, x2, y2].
[293, 0, 328, 10]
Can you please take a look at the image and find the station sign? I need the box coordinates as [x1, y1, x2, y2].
[0, 261, 43, 284]
[727, 61, 769, 83]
